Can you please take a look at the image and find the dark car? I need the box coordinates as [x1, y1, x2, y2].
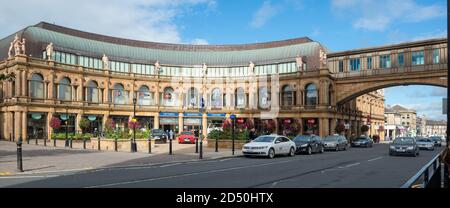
[323, 135, 349, 151]
[150, 129, 168, 143]
[389, 137, 419, 157]
[293, 135, 324, 155]
[351, 136, 374, 148]
[429, 136, 443, 147]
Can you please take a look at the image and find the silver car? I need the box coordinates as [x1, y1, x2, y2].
[323, 135, 349, 151]
[416, 138, 434, 151]
[389, 137, 419, 157]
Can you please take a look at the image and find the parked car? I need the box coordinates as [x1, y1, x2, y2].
[177, 131, 196, 144]
[293, 135, 324, 155]
[416, 138, 434, 151]
[429, 136, 443, 147]
[389, 137, 419, 157]
[351, 136, 374, 148]
[323, 135, 349, 151]
[150, 129, 168, 143]
[242, 135, 296, 158]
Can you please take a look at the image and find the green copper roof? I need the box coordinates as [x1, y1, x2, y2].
[23, 25, 322, 67]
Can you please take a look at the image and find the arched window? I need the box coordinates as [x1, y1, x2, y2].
[305, 83, 317, 106]
[258, 87, 270, 108]
[281, 85, 293, 106]
[58, 77, 71, 101]
[162, 87, 176, 106]
[235, 87, 246, 108]
[112, 83, 126, 104]
[137, 85, 152, 106]
[86, 80, 100, 103]
[30, 73, 44, 98]
[211, 88, 222, 108]
[187, 87, 199, 108]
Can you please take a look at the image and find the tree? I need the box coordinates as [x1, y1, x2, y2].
[0, 72, 15, 81]
[50, 117, 61, 130]
[361, 125, 369, 133]
[78, 118, 90, 134]
[335, 123, 346, 134]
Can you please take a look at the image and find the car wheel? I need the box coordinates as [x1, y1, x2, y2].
[389, 152, 393, 156]
[320, 146, 324, 153]
[268, 148, 275, 159]
[289, 147, 295, 157]
[335, 146, 339, 151]
[306, 146, 312, 155]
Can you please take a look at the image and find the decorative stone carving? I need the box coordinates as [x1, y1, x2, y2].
[102, 54, 109, 70]
[46, 42, 54, 60]
[295, 55, 303, 71]
[154, 61, 161, 74]
[319, 49, 327, 68]
[8, 34, 26, 58]
[202, 63, 207, 78]
[248, 61, 255, 75]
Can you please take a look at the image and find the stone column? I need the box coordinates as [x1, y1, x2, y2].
[202, 113, 207, 140]
[75, 113, 82, 133]
[15, 70, 21, 97]
[104, 82, 110, 103]
[48, 75, 54, 99]
[330, 118, 336, 135]
[155, 91, 160, 106]
[102, 113, 109, 132]
[47, 112, 53, 140]
[21, 70, 26, 97]
[178, 113, 183, 134]
[22, 111, 27, 140]
[319, 118, 329, 137]
[154, 114, 159, 129]
[14, 111, 21, 140]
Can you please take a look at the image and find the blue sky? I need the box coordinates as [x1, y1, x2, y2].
[0, 0, 447, 120]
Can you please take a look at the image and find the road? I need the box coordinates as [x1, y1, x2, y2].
[1, 144, 443, 188]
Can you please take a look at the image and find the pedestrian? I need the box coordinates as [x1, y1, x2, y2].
[248, 128, 256, 142]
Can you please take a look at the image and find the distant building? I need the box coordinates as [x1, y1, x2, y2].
[416, 115, 427, 136]
[424, 120, 447, 137]
[384, 104, 417, 138]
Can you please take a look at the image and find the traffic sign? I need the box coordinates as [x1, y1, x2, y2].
[230, 114, 236, 119]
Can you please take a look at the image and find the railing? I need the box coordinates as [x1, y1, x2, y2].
[401, 150, 446, 188]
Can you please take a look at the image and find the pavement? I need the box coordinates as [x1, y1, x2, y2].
[0, 140, 242, 176]
[0, 142, 443, 188]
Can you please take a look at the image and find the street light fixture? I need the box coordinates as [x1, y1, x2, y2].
[131, 96, 137, 152]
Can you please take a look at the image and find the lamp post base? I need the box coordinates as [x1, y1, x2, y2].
[131, 142, 137, 152]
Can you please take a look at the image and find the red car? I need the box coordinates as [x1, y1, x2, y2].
[178, 131, 197, 144]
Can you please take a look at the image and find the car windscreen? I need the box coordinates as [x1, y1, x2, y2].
[393, 138, 415, 144]
[430, 137, 441, 141]
[181, 132, 193, 135]
[417, 139, 432, 142]
[253, 136, 276, 143]
[355, 137, 368, 141]
[323, 136, 339, 141]
[293, 136, 311, 142]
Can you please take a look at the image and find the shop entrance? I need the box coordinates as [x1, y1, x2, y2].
[159, 117, 179, 134]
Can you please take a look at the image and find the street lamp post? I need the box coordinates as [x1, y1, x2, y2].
[131, 97, 137, 152]
[369, 98, 374, 138]
[199, 97, 205, 159]
[230, 114, 236, 155]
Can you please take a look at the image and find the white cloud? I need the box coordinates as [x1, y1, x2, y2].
[250, 1, 280, 28]
[190, 38, 209, 45]
[412, 30, 448, 41]
[0, 0, 215, 43]
[331, 0, 445, 31]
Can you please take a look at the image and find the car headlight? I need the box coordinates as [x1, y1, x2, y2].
[390, 146, 395, 149]
[300, 144, 308, 147]
[407, 146, 414, 150]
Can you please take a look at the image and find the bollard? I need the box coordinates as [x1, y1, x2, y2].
[83, 138, 86, 149]
[97, 137, 101, 150]
[148, 138, 152, 154]
[27, 136, 30, 144]
[16, 136, 23, 172]
[215, 137, 218, 152]
[53, 137, 56, 147]
[114, 139, 118, 152]
[169, 137, 173, 155]
[70, 138, 73, 148]
[195, 137, 199, 153]
[199, 135, 203, 159]
[9, 133, 12, 141]
[44, 137, 47, 146]
[35, 135, 38, 145]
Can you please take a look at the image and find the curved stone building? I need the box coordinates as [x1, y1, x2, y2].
[1, 22, 446, 141]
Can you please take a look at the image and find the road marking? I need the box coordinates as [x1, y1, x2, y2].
[160, 163, 181, 168]
[0, 175, 60, 179]
[367, 157, 383, 162]
[85, 158, 301, 188]
[0, 172, 12, 176]
[219, 158, 232, 162]
[271, 182, 278, 187]
[344, 162, 360, 168]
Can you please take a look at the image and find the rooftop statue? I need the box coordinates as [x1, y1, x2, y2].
[202, 63, 207, 77]
[154, 61, 161, 73]
[319, 49, 327, 68]
[295, 55, 303, 71]
[8, 34, 26, 58]
[46, 42, 54, 60]
[248, 61, 255, 75]
[102, 54, 109, 70]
